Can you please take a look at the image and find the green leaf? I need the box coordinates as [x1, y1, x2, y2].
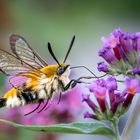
[0, 119, 115, 138]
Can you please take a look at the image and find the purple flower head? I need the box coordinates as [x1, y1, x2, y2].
[132, 67, 140, 75]
[112, 28, 123, 37]
[88, 79, 107, 99]
[94, 87, 106, 99]
[125, 78, 140, 94]
[82, 93, 90, 102]
[88, 79, 107, 113]
[101, 35, 118, 48]
[98, 45, 118, 64]
[97, 61, 108, 72]
[98, 28, 140, 77]
[83, 111, 97, 120]
[123, 33, 134, 52]
[82, 93, 97, 112]
[106, 77, 118, 91]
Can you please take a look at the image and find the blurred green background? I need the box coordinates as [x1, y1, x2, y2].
[0, 0, 140, 140]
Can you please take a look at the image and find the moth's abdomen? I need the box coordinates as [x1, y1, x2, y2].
[3, 88, 22, 108]
[1, 76, 61, 108]
[18, 89, 39, 105]
[2, 87, 47, 108]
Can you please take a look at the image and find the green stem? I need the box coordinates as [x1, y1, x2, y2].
[121, 95, 140, 140]
[112, 119, 120, 140]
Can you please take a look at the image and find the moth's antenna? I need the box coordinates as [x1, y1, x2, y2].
[63, 35, 75, 63]
[70, 65, 98, 78]
[48, 42, 60, 66]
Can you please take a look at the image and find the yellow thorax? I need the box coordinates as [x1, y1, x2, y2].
[40, 64, 67, 77]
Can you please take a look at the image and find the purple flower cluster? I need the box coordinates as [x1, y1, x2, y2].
[98, 28, 140, 76]
[82, 77, 140, 121]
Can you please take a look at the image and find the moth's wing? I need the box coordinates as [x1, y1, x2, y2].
[0, 49, 37, 76]
[10, 34, 48, 67]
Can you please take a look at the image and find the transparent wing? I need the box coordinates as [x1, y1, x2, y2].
[10, 34, 48, 67]
[0, 49, 39, 76]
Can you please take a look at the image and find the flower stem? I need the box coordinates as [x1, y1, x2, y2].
[121, 95, 140, 140]
[112, 119, 120, 140]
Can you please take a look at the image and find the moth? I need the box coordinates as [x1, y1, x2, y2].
[0, 35, 83, 115]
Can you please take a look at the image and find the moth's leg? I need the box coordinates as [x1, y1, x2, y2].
[57, 92, 62, 104]
[60, 79, 82, 91]
[24, 99, 43, 116]
[38, 97, 50, 113]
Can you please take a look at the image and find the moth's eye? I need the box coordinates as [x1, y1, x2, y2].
[57, 67, 65, 75]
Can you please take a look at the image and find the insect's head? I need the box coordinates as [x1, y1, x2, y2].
[47, 36, 75, 75]
[56, 64, 70, 76]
